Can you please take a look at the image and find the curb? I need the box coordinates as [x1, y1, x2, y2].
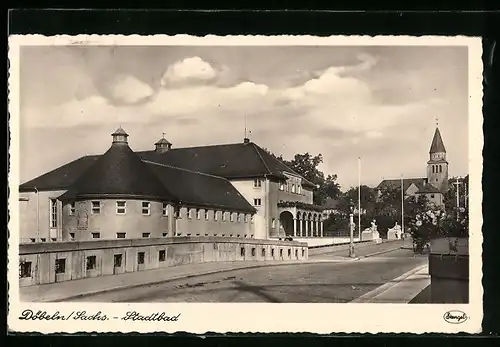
[357, 246, 405, 259]
[42, 259, 348, 302]
[349, 264, 428, 303]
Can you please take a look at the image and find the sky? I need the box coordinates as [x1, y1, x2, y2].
[18, 45, 469, 191]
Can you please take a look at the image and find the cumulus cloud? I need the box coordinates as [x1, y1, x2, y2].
[110, 75, 155, 103]
[161, 56, 217, 85]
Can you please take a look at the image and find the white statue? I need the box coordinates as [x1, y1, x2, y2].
[371, 220, 377, 231]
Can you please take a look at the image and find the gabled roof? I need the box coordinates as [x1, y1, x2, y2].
[416, 183, 442, 194]
[59, 143, 174, 201]
[145, 161, 256, 213]
[20, 141, 315, 193]
[19, 156, 100, 192]
[429, 127, 446, 154]
[137, 141, 316, 188]
[377, 178, 427, 192]
[155, 137, 172, 145]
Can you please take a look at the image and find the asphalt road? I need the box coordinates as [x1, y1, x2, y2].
[69, 246, 427, 303]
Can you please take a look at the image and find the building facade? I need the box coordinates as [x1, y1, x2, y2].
[377, 126, 450, 207]
[19, 129, 325, 244]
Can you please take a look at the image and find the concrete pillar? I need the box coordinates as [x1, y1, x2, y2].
[316, 220, 319, 237]
[293, 218, 297, 237]
[299, 218, 303, 237]
[305, 218, 309, 237]
[320, 220, 324, 237]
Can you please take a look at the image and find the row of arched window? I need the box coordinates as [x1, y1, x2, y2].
[432, 164, 444, 174]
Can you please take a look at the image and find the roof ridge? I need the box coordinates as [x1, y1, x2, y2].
[143, 160, 229, 181]
[250, 143, 273, 176]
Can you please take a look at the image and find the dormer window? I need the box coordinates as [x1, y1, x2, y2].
[254, 179, 262, 188]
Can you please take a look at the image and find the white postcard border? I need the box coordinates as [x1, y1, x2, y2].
[7, 34, 483, 334]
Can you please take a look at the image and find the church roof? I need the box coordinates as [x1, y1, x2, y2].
[145, 161, 256, 213]
[377, 178, 427, 192]
[429, 127, 446, 154]
[59, 142, 174, 201]
[416, 183, 442, 194]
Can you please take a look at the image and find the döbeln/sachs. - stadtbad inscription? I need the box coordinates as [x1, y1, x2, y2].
[18, 309, 181, 322]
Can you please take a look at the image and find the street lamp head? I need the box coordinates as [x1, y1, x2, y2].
[348, 199, 354, 213]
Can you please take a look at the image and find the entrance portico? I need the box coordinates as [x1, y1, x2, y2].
[277, 201, 324, 238]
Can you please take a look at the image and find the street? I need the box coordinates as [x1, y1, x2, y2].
[68, 243, 427, 303]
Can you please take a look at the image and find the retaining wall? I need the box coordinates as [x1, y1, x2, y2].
[18, 237, 308, 287]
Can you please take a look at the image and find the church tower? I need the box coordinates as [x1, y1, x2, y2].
[426, 127, 449, 192]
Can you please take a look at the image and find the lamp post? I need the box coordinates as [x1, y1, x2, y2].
[349, 200, 356, 258]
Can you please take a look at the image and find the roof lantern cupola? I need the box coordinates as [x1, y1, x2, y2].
[112, 126, 129, 145]
[155, 133, 172, 153]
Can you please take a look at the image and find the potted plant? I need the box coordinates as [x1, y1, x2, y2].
[409, 205, 469, 303]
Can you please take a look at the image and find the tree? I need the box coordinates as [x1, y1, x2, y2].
[263, 149, 341, 206]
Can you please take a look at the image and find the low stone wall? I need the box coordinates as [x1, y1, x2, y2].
[293, 237, 361, 248]
[429, 237, 469, 303]
[18, 237, 308, 287]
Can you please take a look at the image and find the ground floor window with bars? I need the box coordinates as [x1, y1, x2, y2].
[50, 199, 58, 228]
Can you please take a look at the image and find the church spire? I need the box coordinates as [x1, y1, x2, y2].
[429, 127, 446, 154]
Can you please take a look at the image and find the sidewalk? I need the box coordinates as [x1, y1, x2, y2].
[21, 258, 351, 302]
[349, 264, 430, 303]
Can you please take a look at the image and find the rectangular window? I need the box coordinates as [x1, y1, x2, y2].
[50, 199, 58, 228]
[114, 254, 122, 267]
[251, 248, 256, 257]
[159, 250, 166, 262]
[69, 202, 76, 216]
[86, 256, 96, 270]
[137, 252, 145, 265]
[253, 198, 261, 206]
[55, 258, 66, 274]
[142, 233, 150, 238]
[162, 203, 169, 216]
[91, 201, 101, 215]
[254, 179, 262, 188]
[116, 232, 126, 239]
[261, 248, 266, 257]
[19, 261, 32, 278]
[240, 247, 245, 257]
[142, 202, 151, 215]
[116, 200, 126, 214]
[92, 232, 100, 239]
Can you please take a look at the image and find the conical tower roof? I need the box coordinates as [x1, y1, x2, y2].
[429, 127, 446, 154]
[59, 132, 175, 201]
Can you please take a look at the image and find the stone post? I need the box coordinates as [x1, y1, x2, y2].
[305, 218, 309, 237]
[320, 220, 324, 237]
[293, 218, 297, 237]
[299, 217, 303, 237]
[316, 220, 319, 237]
